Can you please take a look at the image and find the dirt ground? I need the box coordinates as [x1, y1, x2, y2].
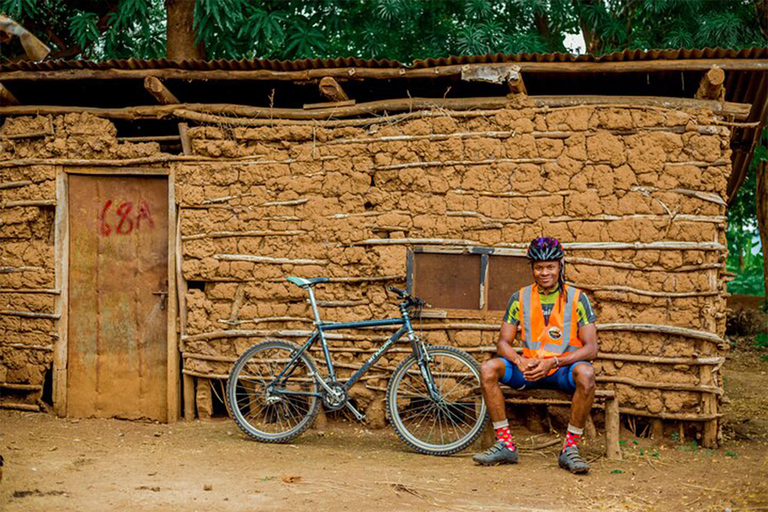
[2, 350, 767, 512]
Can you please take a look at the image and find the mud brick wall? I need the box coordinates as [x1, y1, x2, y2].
[0, 114, 159, 409]
[0, 108, 732, 434]
[175, 105, 732, 431]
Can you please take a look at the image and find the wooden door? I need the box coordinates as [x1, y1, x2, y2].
[67, 175, 169, 421]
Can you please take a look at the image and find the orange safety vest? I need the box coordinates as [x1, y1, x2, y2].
[518, 284, 583, 374]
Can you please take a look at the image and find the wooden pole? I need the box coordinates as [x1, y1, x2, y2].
[0, 310, 59, 319]
[318, 76, 349, 102]
[183, 375, 196, 421]
[144, 76, 180, 104]
[0, 95, 752, 120]
[175, 194, 192, 421]
[700, 364, 719, 447]
[167, 174, 180, 423]
[0, 382, 42, 391]
[507, 70, 527, 96]
[0, 83, 19, 106]
[651, 419, 664, 443]
[605, 396, 621, 460]
[0, 180, 32, 189]
[0, 402, 40, 412]
[177, 122, 191, 155]
[53, 167, 68, 417]
[695, 66, 726, 101]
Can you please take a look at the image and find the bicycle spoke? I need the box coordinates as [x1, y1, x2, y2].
[227, 341, 319, 441]
[390, 348, 487, 454]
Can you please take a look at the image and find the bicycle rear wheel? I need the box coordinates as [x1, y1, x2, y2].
[226, 339, 320, 443]
[386, 345, 488, 456]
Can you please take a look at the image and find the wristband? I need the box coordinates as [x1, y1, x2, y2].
[553, 356, 560, 368]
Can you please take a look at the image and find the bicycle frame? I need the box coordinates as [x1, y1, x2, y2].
[271, 285, 437, 404]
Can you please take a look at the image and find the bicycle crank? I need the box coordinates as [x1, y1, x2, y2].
[321, 380, 348, 411]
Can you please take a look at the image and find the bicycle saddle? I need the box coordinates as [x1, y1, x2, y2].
[286, 276, 330, 288]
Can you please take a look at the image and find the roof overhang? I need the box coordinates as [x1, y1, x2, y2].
[0, 47, 765, 202]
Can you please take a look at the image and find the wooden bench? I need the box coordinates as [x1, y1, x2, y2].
[481, 389, 621, 460]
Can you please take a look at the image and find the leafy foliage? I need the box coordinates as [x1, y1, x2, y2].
[727, 129, 767, 297]
[0, 0, 165, 61]
[1, 0, 764, 62]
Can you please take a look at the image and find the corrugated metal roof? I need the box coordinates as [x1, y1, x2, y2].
[0, 47, 765, 73]
[411, 47, 768, 67]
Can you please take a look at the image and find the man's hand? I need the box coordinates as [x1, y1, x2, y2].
[523, 358, 556, 382]
[514, 356, 530, 373]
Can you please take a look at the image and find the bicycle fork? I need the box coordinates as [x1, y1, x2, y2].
[409, 333, 443, 403]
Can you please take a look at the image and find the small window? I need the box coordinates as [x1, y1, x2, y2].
[412, 252, 482, 309]
[408, 247, 529, 312]
[487, 255, 531, 311]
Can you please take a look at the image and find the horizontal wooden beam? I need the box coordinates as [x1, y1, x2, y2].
[0, 402, 40, 412]
[0, 59, 765, 82]
[0, 382, 42, 391]
[0, 94, 752, 121]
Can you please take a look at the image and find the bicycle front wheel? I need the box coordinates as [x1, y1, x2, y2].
[226, 339, 320, 443]
[386, 345, 488, 456]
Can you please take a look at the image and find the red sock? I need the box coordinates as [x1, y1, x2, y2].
[495, 425, 516, 451]
[563, 427, 582, 451]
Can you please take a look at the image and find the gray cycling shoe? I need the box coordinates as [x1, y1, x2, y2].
[558, 446, 590, 474]
[472, 441, 519, 466]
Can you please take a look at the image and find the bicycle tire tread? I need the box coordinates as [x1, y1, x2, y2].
[226, 339, 321, 443]
[386, 345, 489, 456]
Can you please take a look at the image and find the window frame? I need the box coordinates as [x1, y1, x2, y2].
[406, 245, 529, 319]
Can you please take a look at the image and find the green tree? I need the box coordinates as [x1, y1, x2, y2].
[1, 0, 764, 61]
[727, 131, 767, 297]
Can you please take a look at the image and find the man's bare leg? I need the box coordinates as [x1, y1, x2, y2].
[559, 363, 595, 474]
[568, 363, 596, 429]
[480, 358, 508, 423]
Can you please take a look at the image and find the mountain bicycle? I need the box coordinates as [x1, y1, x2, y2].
[226, 276, 488, 456]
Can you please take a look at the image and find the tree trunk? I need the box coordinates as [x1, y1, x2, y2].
[757, 0, 768, 41]
[757, 159, 768, 298]
[165, 0, 205, 61]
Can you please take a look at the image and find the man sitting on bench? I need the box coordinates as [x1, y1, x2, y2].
[473, 237, 598, 474]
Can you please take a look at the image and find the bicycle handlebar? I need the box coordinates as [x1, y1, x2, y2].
[386, 286, 426, 308]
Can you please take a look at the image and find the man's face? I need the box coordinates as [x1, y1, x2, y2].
[532, 260, 560, 290]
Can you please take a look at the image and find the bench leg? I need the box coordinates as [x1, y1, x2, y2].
[651, 418, 664, 443]
[585, 414, 597, 440]
[605, 397, 621, 460]
[183, 374, 196, 421]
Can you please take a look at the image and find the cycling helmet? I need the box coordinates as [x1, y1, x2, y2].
[527, 237, 566, 287]
[526, 237, 564, 262]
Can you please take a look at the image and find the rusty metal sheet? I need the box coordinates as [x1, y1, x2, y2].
[414, 253, 481, 310]
[487, 255, 530, 311]
[67, 175, 168, 421]
[0, 47, 764, 73]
